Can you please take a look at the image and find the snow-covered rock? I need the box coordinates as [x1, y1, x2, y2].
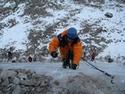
[0, 61, 125, 94]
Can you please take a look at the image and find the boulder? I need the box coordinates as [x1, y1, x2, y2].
[105, 12, 113, 18]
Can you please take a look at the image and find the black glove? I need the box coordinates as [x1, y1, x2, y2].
[71, 64, 77, 70]
[51, 52, 58, 58]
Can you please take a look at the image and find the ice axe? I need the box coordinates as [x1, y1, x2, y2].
[83, 59, 115, 84]
[82, 30, 115, 84]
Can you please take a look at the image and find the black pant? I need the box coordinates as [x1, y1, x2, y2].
[63, 50, 73, 68]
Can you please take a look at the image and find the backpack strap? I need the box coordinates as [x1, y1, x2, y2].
[57, 34, 68, 47]
[71, 37, 80, 46]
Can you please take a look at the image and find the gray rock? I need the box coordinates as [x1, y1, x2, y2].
[116, 0, 125, 4]
[0, 70, 17, 79]
[12, 85, 21, 94]
[0, 77, 1, 83]
[7, 83, 16, 93]
[105, 12, 113, 18]
[20, 79, 39, 86]
[1, 78, 9, 86]
[18, 73, 27, 81]
[13, 77, 20, 85]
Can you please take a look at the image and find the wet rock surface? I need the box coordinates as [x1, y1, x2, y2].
[0, 69, 52, 94]
[0, 69, 124, 94]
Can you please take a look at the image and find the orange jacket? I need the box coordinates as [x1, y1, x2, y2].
[48, 30, 83, 65]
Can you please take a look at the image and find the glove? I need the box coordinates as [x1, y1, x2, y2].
[51, 52, 58, 58]
[71, 64, 77, 70]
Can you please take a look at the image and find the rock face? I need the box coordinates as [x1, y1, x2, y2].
[0, 69, 124, 94]
[116, 0, 125, 4]
[51, 74, 105, 94]
[0, 69, 52, 94]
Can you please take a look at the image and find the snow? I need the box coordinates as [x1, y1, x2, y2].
[0, 1, 125, 57]
[3, 2, 11, 8]
[99, 42, 125, 58]
[33, 9, 68, 31]
[0, 4, 32, 50]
